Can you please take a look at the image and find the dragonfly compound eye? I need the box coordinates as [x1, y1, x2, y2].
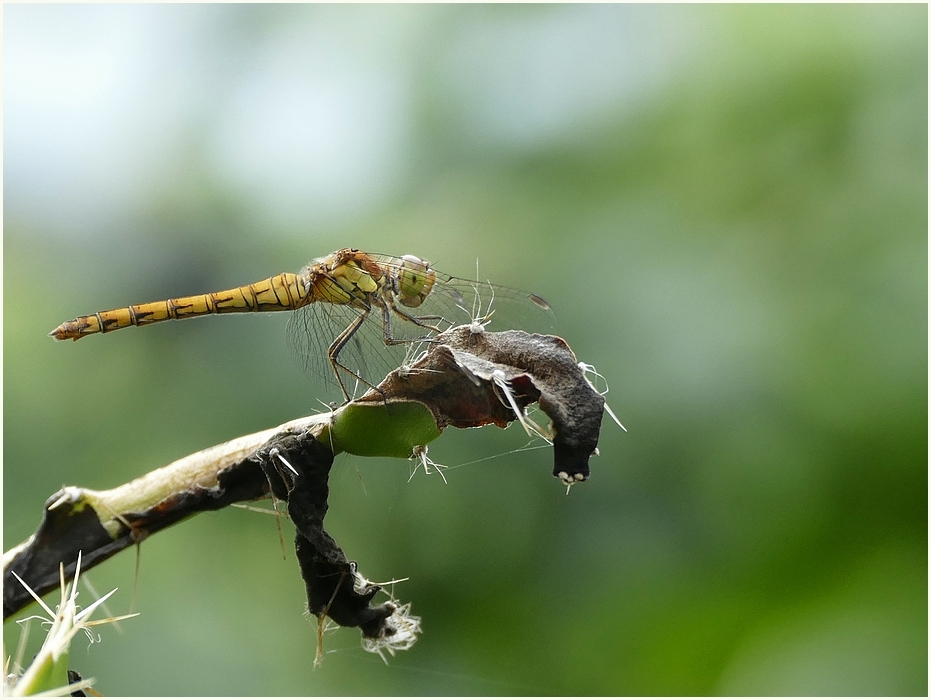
[396, 255, 436, 309]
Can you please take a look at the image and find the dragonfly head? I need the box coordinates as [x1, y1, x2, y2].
[395, 255, 436, 309]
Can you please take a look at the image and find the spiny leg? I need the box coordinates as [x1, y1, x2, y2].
[327, 307, 387, 402]
[379, 298, 449, 349]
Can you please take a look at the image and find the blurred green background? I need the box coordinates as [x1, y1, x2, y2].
[4, 4, 927, 696]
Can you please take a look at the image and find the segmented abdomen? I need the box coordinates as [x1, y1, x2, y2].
[50, 272, 311, 341]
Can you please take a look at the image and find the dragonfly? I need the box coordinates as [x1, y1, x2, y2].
[50, 248, 555, 401]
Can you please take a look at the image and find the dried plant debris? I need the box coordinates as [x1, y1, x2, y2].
[366, 326, 606, 485]
[4, 326, 610, 662]
[263, 441, 422, 664]
[2, 424, 317, 619]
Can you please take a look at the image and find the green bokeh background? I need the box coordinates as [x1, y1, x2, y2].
[4, 5, 926, 696]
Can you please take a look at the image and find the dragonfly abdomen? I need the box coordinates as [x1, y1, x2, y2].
[50, 272, 310, 341]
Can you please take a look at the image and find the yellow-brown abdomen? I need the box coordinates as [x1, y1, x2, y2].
[50, 272, 310, 341]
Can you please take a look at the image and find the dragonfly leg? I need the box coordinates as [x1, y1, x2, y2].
[327, 307, 386, 402]
[379, 299, 447, 347]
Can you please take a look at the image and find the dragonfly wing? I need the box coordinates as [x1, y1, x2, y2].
[286, 301, 433, 399]
[424, 272, 557, 335]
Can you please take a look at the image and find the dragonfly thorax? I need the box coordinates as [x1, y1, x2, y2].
[302, 249, 385, 308]
[393, 255, 436, 309]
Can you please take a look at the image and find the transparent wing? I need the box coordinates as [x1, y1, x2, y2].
[423, 268, 557, 336]
[286, 302, 418, 401]
[365, 252, 557, 337]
